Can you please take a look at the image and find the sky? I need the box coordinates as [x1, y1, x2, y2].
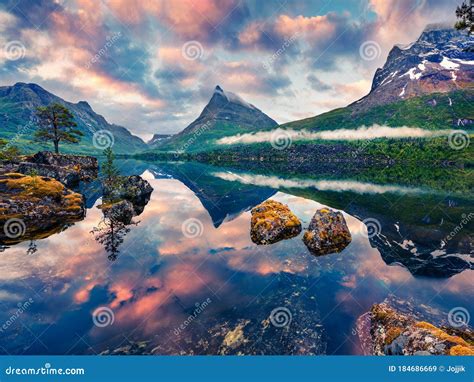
[0, 0, 457, 140]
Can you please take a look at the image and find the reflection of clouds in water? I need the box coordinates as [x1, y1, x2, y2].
[212, 171, 425, 195]
[0, 178, 471, 354]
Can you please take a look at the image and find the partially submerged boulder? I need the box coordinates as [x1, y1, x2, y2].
[303, 208, 351, 255]
[364, 303, 474, 356]
[0, 173, 85, 245]
[103, 175, 153, 215]
[250, 200, 301, 245]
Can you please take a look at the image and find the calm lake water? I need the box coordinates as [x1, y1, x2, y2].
[0, 160, 472, 355]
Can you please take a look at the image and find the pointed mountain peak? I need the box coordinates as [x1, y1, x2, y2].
[175, 86, 277, 137]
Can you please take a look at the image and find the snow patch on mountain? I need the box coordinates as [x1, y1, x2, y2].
[440, 57, 460, 70]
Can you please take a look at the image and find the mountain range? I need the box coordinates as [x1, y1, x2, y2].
[0, 83, 147, 154]
[0, 24, 472, 157]
[148, 24, 473, 154]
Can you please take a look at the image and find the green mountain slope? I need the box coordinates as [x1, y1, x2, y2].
[280, 89, 474, 132]
[0, 83, 147, 155]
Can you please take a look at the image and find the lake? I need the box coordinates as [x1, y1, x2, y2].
[0, 160, 472, 355]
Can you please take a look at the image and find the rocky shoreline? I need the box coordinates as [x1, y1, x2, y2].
[357, 302, 474, 356]
[0, 150, 153, 248]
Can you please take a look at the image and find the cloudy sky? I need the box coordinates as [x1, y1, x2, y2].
[0, 0, 457, 140]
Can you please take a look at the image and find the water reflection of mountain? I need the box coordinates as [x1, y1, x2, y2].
[144, 162, 276, 227]
[287, 188, 473, 278]
[62, 159, 474, 278]
[143, 162, 472, 279]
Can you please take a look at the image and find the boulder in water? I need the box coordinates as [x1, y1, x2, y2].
[250, 200, 301, 245]
[367, 303, 474, 355]
[303, 208, 351, 256]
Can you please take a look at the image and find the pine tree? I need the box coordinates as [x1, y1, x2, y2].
[102, 147, 120, 188]
[34, 103, 83, 154]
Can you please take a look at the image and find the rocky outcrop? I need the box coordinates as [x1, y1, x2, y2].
[250, 200, 301, 245]
[0, 173, 85, 245]
[303, 208, 352, 255]
[362, 303, 474, 356]
[103, 175, 153, 215]
[9, 151, 99, 187]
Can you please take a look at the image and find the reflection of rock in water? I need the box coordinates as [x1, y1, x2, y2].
[91, 174, 152, 261]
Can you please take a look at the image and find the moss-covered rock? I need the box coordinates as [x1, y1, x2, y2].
[302, 208, 352, 256]
[98, 199, 135, 225]
[366, 303, 474, 356]
[250, 200, 301, 245]
[0, 173, 85, 246]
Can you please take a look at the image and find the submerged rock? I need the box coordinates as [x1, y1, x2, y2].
[0, 173, 85, 245]
[303, 208, 352, 255]
[250, 200, 301, 245]
[366, 303, 474, 356]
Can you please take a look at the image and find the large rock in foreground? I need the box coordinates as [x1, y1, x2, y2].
[250, 200, 301, 245]
[303, 208, 351, 256]
[16, 151, 98, 187]
[0, 173, 85, 245]
[362, 303, 474, 356]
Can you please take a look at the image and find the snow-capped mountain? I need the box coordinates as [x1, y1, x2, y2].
[177, 85, 277, 137]
[353, 24, 474, 111]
